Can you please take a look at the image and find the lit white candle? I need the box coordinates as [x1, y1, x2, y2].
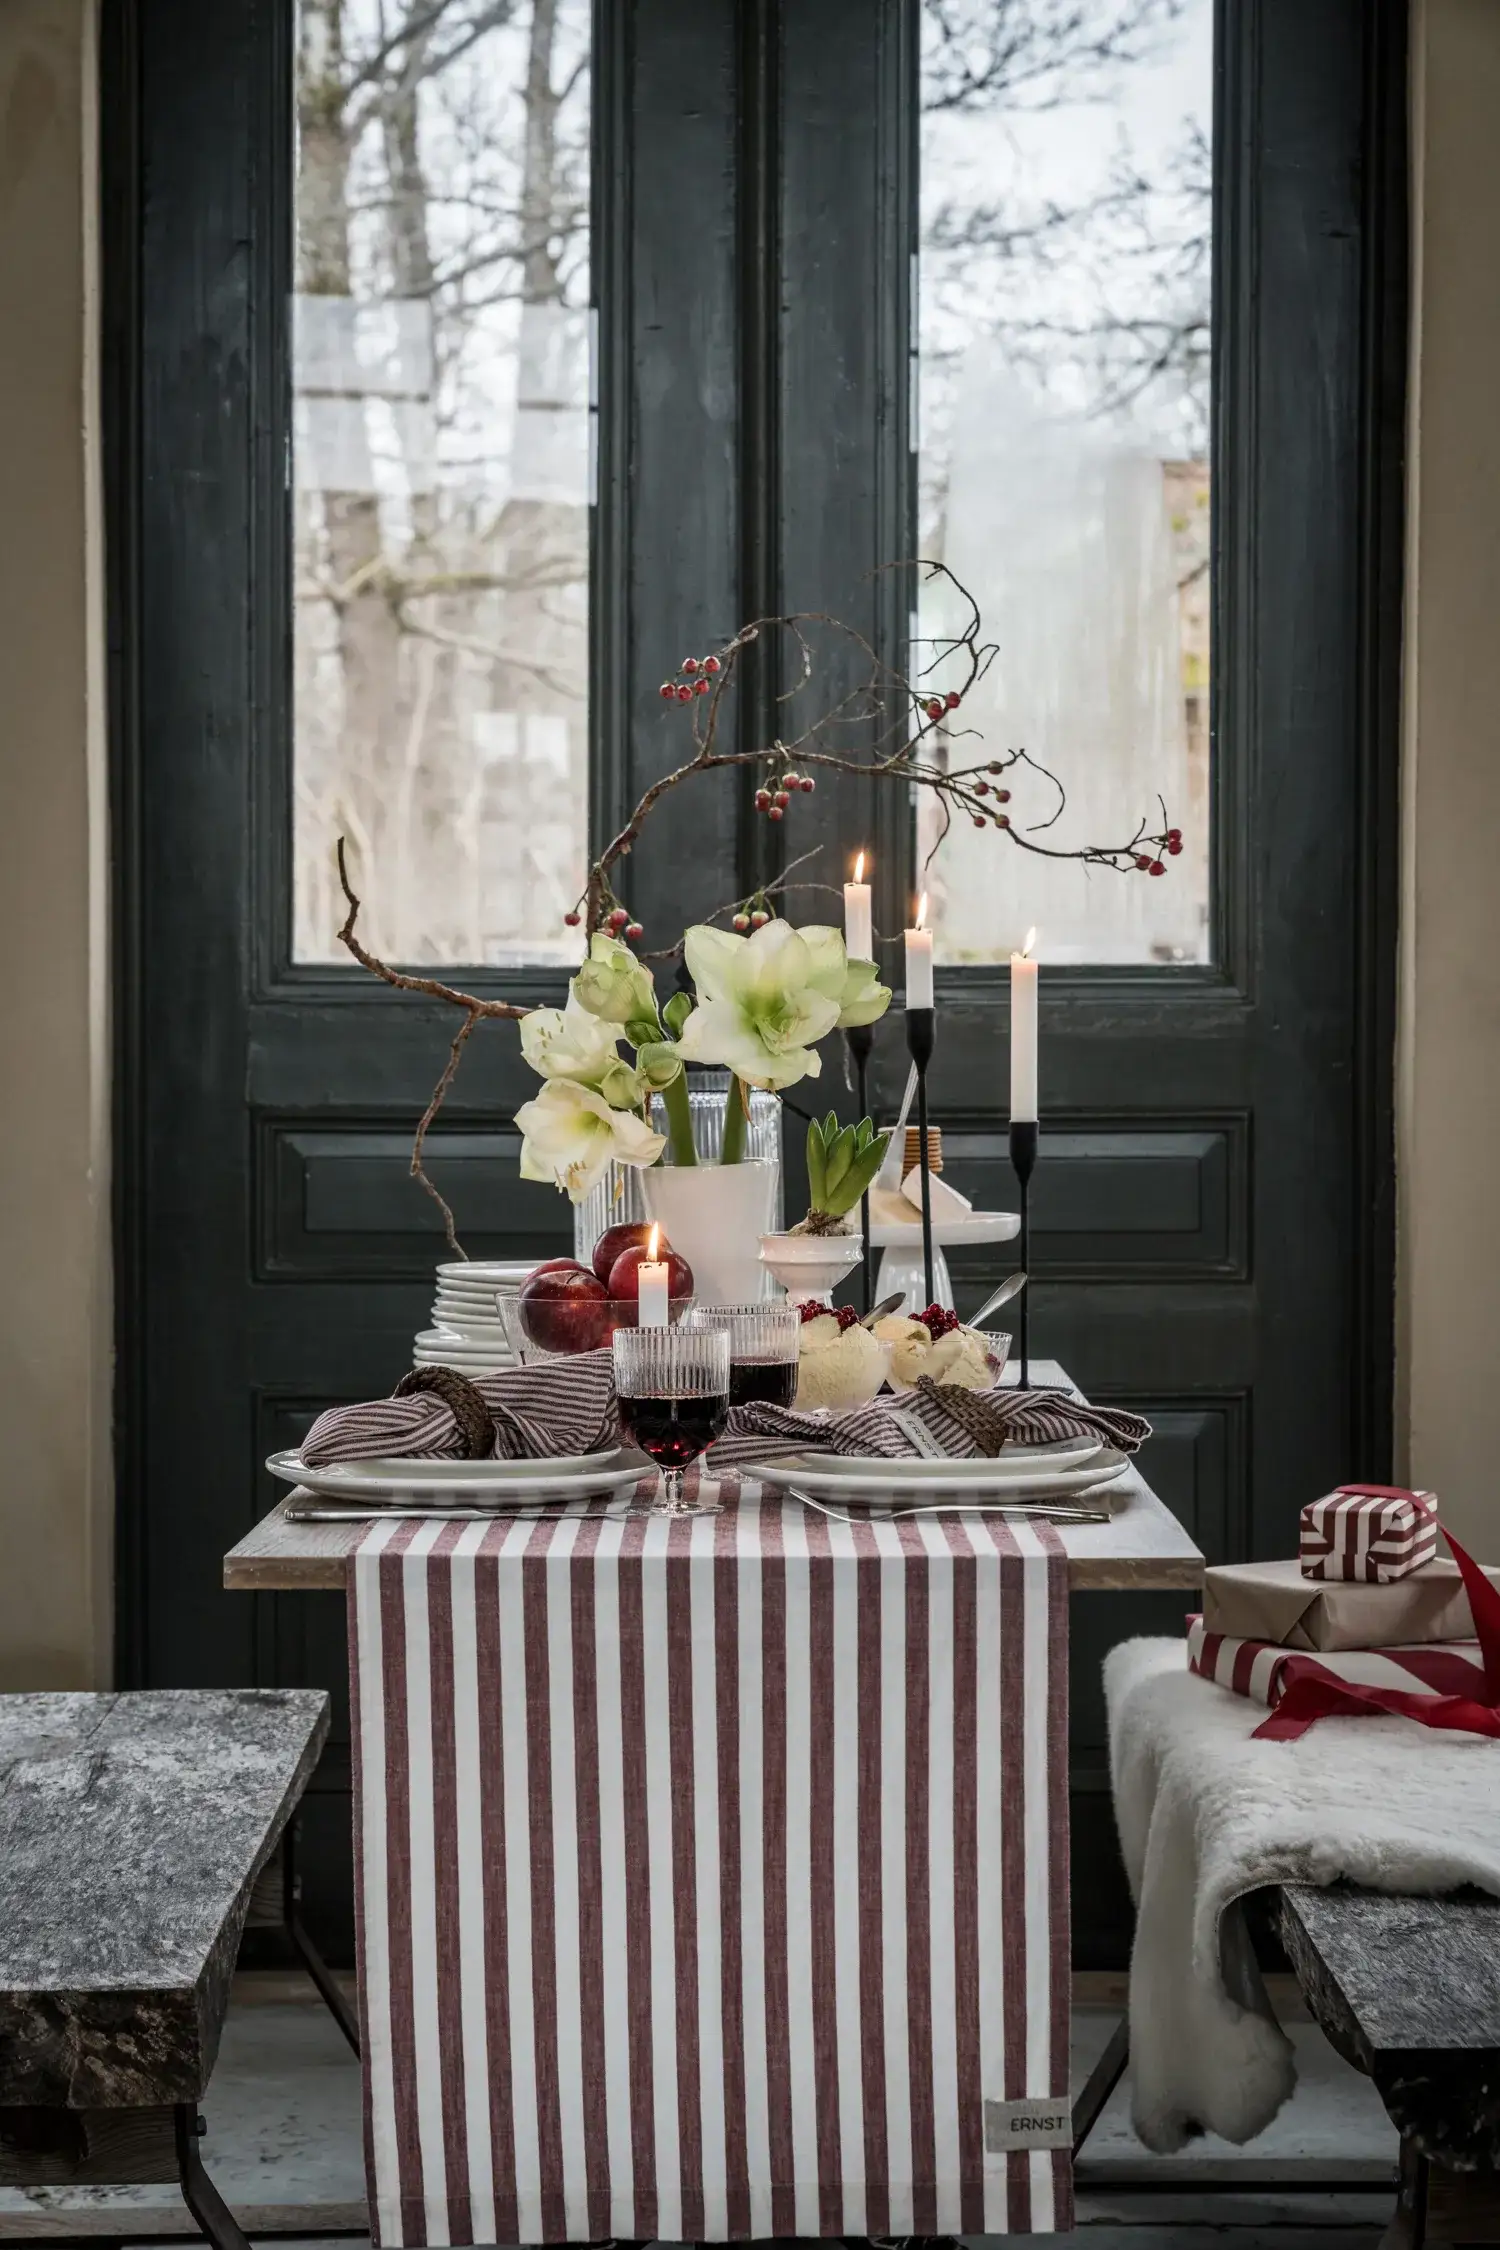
[844, 849, 873, 961]
[1010, 927, 1038, 1122]
[636, 1224, 670, 1328]
[905, 893, 934, 1009]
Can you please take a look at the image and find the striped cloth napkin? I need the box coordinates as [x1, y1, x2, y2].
[710, 1382, 1149, 1470]
[301, 1349, 618, 1466]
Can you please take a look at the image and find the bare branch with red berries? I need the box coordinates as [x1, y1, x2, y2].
[564, 560, 1181, 943]
[336, 837, 537, 1254]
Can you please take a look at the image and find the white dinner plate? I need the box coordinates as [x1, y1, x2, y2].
[866, 1209, 1021, 1249]
[411, 1356, 511, 1373]
[754, 1445, 1131, 1502]
[434, 1261, 537, 1284]
[267, 1447, 642, 1502]
[765, 1433, 1101, 1482]
[419, 1318, 508, 1332]
[413, 1350, 512, 1368]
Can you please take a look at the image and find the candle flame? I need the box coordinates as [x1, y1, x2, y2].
[853, 850, 866, 884]
[647, 1223, 660, 1260]
[916, 892, 929, 931]
[1023, 926, 1036, 957]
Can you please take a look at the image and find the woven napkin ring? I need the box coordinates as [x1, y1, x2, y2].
[913, 1377, 1008, 1457]
[392, 1366, 493, 1460]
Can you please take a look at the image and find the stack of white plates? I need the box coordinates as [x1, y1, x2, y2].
[412, 1258, 542, 1377]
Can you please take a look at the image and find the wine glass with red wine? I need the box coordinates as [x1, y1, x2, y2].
[687, 1302, 801, 1411]
[612, 1324, 731, 1515]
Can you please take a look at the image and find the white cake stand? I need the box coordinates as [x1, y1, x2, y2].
[868, 1209, 1021, 1314]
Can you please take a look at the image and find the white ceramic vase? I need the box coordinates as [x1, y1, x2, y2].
[643, 1159, 779, 1306]
[758, 1229, 864, 1306]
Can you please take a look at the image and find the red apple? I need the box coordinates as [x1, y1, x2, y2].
[519, 1263, 611, 1352]
[590, 1222, 658, 1289]
[529, 1256, 589, 1280]
[607, 1241, 694, 1303]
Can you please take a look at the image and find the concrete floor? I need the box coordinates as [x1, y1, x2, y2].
[0, 1978, 1400, 2246]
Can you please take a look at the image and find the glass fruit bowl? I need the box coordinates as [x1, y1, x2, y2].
[876, 1320, 1012, 1395]
[499, 1291, 693, 1364]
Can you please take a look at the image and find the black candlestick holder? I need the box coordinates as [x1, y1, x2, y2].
[844, 1020, 876, 1313]
[1009, 1117, 1038, 1388]
[905, 1007, 936, 1308]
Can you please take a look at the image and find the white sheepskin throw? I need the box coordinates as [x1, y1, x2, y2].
[1105, 1636, 1500, 2153]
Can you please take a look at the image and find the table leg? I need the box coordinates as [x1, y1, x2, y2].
[1072, 2013, 1129, 2152]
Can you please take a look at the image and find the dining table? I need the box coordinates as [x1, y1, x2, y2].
[223, 1358, 1203, 2246]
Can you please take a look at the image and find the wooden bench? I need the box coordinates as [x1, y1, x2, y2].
[0, 1689, 336, 2249]
[1275, 1885, 1500, 2249]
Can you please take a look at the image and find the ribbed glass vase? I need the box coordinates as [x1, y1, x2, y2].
[572, 1071, 783, 1273]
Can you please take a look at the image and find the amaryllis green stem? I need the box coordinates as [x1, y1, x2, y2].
[720, 1074, 749, 1164]
[659, 1066, 698, 1166]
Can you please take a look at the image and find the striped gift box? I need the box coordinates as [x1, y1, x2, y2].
[1298, 1485, 1439, 1582]
[1187, 1614, 1484, 1711]
[348, 1480, 1072, 2245]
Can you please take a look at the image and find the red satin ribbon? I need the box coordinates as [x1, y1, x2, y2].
[1254, 1526, 1500, 1741]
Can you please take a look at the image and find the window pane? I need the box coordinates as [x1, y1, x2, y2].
[293, 0, 591, 966]
[917, 0, 1211, 964]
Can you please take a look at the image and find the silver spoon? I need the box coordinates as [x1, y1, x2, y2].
[861, 1291, 906, 1327]
[970, 1269, 1028, 1329]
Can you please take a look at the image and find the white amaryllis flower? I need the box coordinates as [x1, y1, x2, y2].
[675, 918, 843, 1090]
[519, 996, 640, 1108]
[571, 933, 659, 1027]
[514, 1079, 666, 1203]
[796, 924, 893, 1028]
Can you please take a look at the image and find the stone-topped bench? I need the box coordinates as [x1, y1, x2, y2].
[1275, 1885, 1500, 2249]
[0, 1689, 331, 2249]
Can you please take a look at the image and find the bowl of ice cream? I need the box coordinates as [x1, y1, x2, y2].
[793, 1303, 891, 1410]
[872, 1306, 1009, 1393]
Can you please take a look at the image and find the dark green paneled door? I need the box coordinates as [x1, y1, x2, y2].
[108, 0, 1403, 1959]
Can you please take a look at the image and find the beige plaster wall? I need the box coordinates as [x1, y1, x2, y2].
[1397, 0, 1500, 1552]
[0, 0, 111, 1687]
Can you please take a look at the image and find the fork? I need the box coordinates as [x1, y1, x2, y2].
[283, 1503, 656, 1524]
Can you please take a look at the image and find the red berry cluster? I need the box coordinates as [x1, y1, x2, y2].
[753, 770, 816, 825]
[658, 652, 723, 703]
[1132, 826, 1183, 878]
[565, 903, 643, 939]
[797, 1299, 860, 1330]
[916, 1303, 961, 1339]
[922, 690, 964, 722]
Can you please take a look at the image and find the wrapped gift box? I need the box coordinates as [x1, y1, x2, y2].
[1299, 1484, 1438, 1582]
[1202, 1555, 1500, 1653]
[1187, 1614, 1485, 1713]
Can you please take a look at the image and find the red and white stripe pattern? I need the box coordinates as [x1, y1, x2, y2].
[1299, 1485, 1439, 1582]
[348, 1478, 1071, 2244]
[1187, 1614, 1485, 1710]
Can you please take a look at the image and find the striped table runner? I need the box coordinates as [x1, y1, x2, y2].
[348, 1479, 1071, 2244]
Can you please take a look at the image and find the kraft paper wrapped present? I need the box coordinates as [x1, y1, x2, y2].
[1299, 1483, 1438, 1582]
[1201, 1554, 1500, 1653]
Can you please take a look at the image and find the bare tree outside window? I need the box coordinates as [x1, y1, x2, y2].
[293, 0, 591, 966]
[918, 0, 1212, 963]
